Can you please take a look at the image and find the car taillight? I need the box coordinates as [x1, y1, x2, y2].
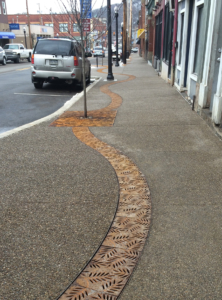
[74, 56, 78, 66]
[102, 51, 104, 53]
[31, 54, 34, 64]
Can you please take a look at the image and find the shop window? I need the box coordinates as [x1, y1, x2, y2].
[45, 23, 53, 27]
[193, 5, 204, 74]
[155, 11, 162, 60]
[59, 23, 68, 32]
[163, 3, 174, 63]
[73, 23, 79, 32]
[2, 1, 6, 15]
[179, 13, 184, 65]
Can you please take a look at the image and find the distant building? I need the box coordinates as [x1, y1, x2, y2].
[7, 14, 107, 48]
[10, 24, 54, 49]
[0, 0, 15, 47]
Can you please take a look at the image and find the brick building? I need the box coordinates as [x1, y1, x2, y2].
[7, 14, 107, 48]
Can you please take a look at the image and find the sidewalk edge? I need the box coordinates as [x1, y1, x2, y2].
[0, 77, 102, 139]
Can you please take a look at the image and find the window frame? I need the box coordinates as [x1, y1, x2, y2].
[193, 4, 204, 74]
[73, 23, 79, 32]
[59, 23, 68, 33]
[44, 23, 53, 27]
[2, 1, 6, 15]
[187, 0, 205, 85]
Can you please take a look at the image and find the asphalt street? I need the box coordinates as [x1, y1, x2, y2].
[0, 55, 111, 134]
[0, 58, 102, 134]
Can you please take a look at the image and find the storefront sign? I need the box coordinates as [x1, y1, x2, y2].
[9, 23, 20, 30]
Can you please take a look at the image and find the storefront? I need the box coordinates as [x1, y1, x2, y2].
[0, 31, 15, 47]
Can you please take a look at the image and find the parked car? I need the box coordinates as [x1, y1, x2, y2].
[3, 43, 32, 63]
[131, 47, 138, 53]
[31, 38, 91, 89]
[0, 46, 7, 65]
[112, 48, 122, 61]
[85, 48, 92, 57]
[93, 46, 105, 57]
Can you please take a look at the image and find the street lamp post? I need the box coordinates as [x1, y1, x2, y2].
[126, 28, 128, 59]
[23, 27, 27, 48]
[114, 6, 119, 67]
[121, 22, 123, 62]
[107, 0, 114, 80]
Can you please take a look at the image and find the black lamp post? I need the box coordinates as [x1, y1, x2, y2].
[23, 27, 27, 48]
[126, 28, 128, 59]
[114, 5, 119, 67]
[107, 0, 114, 80]
[121, 22, 124, 62]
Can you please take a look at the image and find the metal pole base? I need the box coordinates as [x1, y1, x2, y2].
[107, 73, 114, 80]
[115, 62, 119, 67]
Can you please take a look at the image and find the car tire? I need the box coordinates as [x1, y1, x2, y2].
[28, 54, 31, 62]
[86, 68, 91, 84]
[34, 81, 43, 89]
[2, 57, 6, 65]
[15, 55, 20, 63]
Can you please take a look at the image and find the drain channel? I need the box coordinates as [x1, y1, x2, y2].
[58, 127, 151, 300]
[56, 68, 151, 299]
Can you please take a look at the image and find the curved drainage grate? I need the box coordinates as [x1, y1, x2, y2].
[55, 68, 151, 300]
[58, 127, 151, 300]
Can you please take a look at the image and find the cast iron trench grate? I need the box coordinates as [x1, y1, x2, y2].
[53, 67, 151, 300]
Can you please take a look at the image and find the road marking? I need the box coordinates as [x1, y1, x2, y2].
[14, 93, 71, 97]
[17, 67, 31, 71]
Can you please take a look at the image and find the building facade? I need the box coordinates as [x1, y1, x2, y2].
[0, 0, 15, 47]
[0, 0, 8, 31]
[7, 14, 107, 49]
[141, 0, 222, 127]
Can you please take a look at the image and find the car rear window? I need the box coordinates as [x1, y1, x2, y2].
[3, 45, 19, 50]
[34, 40, 76, 56]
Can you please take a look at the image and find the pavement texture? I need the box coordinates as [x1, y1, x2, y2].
[1, 55, 222, 299]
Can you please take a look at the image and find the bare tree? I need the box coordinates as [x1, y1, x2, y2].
[56, 0, 108, 118]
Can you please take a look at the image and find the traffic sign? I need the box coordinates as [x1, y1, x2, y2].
[80, 0, 92, 19]
[82, 18, 91, 32]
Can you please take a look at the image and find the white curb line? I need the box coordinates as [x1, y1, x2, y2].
[0, 76, 102, 139]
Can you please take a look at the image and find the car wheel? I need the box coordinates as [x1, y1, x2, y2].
[28, 54, 31, 62]
[15, 55, 20, 63]
[86, 68, 91, 84]
[34, 81, 43, 89]
[2, 57, 6, 65]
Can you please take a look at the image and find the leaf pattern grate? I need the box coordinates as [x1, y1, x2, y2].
[56, 69, 151, 300]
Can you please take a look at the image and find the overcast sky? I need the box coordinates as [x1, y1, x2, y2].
[6, 0, 122, 15]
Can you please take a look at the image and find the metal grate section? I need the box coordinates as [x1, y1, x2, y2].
[50, 110, 117, 127]
[58, 127, 151, 300]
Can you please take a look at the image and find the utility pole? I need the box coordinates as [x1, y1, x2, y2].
[37, 3, 42, 25]
[26, 0, 32, 49]
[122, 0, 127, 64]
[129, 0, 132, 52]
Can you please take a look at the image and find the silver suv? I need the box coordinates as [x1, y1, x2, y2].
[31, 38, 91, 89]
[0, 46, 7, 65]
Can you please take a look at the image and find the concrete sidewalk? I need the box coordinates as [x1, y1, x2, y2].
[1, 55, 222, 299]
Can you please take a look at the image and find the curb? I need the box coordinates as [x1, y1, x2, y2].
[0, 76, 102, 139]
